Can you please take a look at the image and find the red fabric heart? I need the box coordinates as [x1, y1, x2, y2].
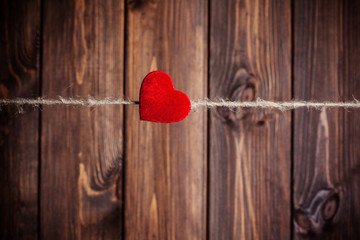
[139, 71, 191, 123]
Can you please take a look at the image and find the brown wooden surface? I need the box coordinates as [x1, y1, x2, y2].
[125, 0, 208, 239]
[41, 0, 124, 239]
[2, 0, 360, 239]
[209, 0, 292, 239]
[293, 0, 360, 239]
[0, 0, 40, 239]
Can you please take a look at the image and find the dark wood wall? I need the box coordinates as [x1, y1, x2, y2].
[0, 0, 359, 239]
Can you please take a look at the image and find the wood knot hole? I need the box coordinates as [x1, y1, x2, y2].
[215, 79, 257, 123]
[294, 209, 312, 231]
[321, 192, 339, 221]
[294, 188, 340, 235]
[256, 120, 265, 126]
[128, 0, 150, 10]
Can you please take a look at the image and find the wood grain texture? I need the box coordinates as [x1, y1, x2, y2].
[293, 0, 360, 239]
[125, 0, 207, 239]
[209, 0, 291, 239]
[0, 0, 40, 239]
[41, 0, 124, 239]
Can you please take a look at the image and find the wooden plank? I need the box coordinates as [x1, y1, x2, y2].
[293, 0, 360, 239]
[125, 0, 207, 239]
[0, 0, 40, 239]
[209, 0, 291, 239]
[41, 0, 124, 239]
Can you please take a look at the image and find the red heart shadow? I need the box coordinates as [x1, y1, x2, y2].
[139, 71, 191, 123]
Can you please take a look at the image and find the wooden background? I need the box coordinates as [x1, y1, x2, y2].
[0, 0, 359, 239]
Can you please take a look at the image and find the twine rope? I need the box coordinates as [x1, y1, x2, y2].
[1, 97, 360, 111]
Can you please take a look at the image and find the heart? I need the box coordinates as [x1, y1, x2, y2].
[139, 71, 191, 123]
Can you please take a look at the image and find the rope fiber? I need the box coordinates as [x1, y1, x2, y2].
[1, 97, 360, 111]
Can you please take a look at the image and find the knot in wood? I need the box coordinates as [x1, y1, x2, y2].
[294, 189, 340, 236]
[128, 0, 151, 10]
[294, 209, 312, 231]
[215, 72, 257, 123]
[321, 191, 339, 221]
